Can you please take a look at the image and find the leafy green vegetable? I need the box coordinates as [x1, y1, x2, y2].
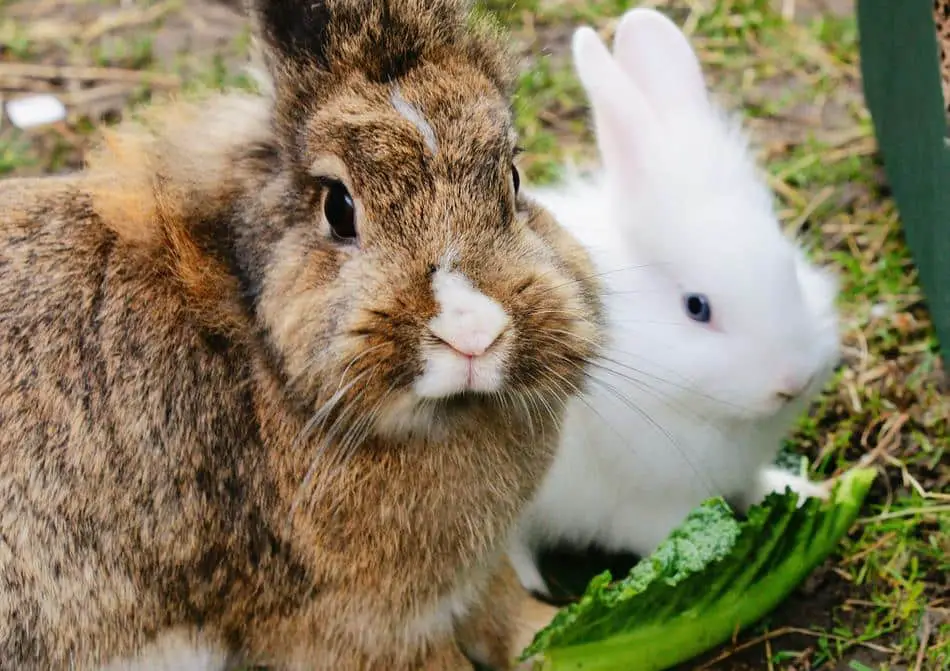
[520, 467, 877, 671]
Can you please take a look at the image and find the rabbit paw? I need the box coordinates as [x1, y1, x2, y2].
[455, 558, 557, 671]
[419, 643, 475, 671]
[756, 466, 832, 508]
[507, 541, 551, 598]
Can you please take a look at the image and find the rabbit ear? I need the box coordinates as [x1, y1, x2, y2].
[572, 25, 654, 182]
[612, 8, 710, 115]
[247, 0, 333, 74]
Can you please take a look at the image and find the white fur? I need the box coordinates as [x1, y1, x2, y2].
[510, 9, 842, 595]
[391, 85, 439, 154]
[402, 561, 491, 647]
[414, 267, 509, 399]
[98, 628, 233, 671]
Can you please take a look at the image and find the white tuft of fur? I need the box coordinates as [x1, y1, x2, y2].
[402, 563, 490, 646]
[390, 85, 439, 154]
[98, 628, 234, 671]
[244, 36, 275, 100]
[510, 9, 842, 595]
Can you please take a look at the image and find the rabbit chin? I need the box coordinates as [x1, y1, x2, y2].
[413, 344, 508, 399]
[372, 348, 510, 440]
[370, 386, 493, 441]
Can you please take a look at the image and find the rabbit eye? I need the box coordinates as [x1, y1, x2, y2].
[511, 164, 521, 195]
[684, 293, 712, 323]
[324, 181, 356, 240]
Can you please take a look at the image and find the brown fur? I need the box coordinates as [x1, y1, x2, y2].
[0, 1, 602, 669]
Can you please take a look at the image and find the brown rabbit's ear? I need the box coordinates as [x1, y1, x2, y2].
[247, 0, 512, 159]
[246, 0, 333, 72]
[246, 0, 506, 92]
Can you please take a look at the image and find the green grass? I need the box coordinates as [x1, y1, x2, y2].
[0, 0, 947, 669]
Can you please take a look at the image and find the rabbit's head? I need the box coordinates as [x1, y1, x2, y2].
[218, 0, 604, 439]
[571, 9, 839, 421]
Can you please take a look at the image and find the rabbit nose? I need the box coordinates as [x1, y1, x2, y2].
[428, 267, 510, 357]
[775, 375, 812, 403]
[436, 329, 502, 358]
[431, 298, 508, 356]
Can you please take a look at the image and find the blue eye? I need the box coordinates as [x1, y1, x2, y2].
[684, 293, 712, 323]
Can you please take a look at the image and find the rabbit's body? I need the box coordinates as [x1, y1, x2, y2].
[0, 1, 602, 668]
[0, 139, 524, 669]
[1, 169, 536, 668]
[510, 10, 840, 596]
[513, 175, 831, 570]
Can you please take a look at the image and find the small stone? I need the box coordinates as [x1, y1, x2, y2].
[5, 94, 67, 130]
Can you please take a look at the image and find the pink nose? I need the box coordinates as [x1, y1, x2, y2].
[437, 331, 501, 358]
[775, 375, 812, 403]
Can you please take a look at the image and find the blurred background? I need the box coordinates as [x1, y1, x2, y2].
[1, 1, 946, 669]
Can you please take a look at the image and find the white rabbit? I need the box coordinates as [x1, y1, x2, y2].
[511, 8, 842, 596]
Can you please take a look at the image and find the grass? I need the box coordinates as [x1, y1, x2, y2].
[1, 0, 947, 669]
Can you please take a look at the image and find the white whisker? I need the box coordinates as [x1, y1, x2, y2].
[284, 368, 375, 536]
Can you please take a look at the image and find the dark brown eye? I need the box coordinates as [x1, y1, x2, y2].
[511, 164, 521, 195]
[324, 181, 356, 240]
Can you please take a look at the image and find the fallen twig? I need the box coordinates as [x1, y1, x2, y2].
[80, 0, 181, 43]
[913, 611, 933, 671]
[0, 63, 180, 89]
[695, 625, 898, 670]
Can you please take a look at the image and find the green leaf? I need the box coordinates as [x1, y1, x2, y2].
[519, 467, 878, 671]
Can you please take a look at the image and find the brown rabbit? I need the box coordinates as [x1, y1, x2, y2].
[0, 0, 603, 669]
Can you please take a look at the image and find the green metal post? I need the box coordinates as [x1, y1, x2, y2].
[857, 0, 950, 371]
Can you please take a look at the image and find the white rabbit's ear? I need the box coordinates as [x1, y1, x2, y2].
[612, 8, 710, 115]
[572, 25, 654, 180]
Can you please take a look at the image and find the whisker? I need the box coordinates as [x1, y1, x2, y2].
[531, 328, 751, 415]
[336, 381, 395, 468]
[334, 344, 387, 391]
[527, 330, 727, 494]
[605, 319, 691, 327]
[529, 294, 750, 413]
[523, 308, 586, 321]
[286, 342, 386, 395]
[595, 352, 749, 414]
[587, 362, 724, 441]
[517, 393, 537, 442]
[314, 405, 379, 504]
[284, 368, 375, 535]
[296, 369, 372, 447]
[586, 375, 719, 498]
[524, 388, 548, 444]
[537, 262, 668, 296]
